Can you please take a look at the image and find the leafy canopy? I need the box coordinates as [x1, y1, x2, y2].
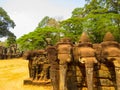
[17, 0, 120, 51]
[17, 16, 65, 51]
[0, 7, 16, 38]
[17, 27, 64, 51]
[0, 7, 16, 47]
[61, 0, 120, 43]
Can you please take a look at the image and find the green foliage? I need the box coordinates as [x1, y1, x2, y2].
[83, 0, 120, 42]
[81, 12, 116, 42]
[17, 0, 120, 51]
[6, 36, 16, 46]
[0, 7, 16, 38]
[17, 16, 65, 51]
[17, 27, 64, 51]
[61, 0, 120, 43]
[37, 16, 60, 28]
[37, 16, 49, 28]
[60, 17, 84, 42]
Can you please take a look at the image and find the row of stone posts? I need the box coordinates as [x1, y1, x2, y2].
[0, 44, 22, 59]
[24, 32, 120, 90]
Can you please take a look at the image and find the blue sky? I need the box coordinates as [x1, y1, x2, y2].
[0, 0, 85, 40]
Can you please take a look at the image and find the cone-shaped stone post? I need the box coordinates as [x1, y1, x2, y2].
[78, 32, 97, 90]
[103, 32, 115, 42]
[102, 32, 120, 90]
[56, 37, 74, 90]
[79, 32, 90, 43]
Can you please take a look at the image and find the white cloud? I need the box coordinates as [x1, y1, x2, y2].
[1, 0, 85, 39]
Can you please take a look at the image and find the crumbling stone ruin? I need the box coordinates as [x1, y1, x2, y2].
[23, 49, 50, 85]
[0, 44, 22, 59]
[24, 32, 120, 90]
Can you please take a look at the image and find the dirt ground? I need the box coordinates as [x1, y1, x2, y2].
[0, 58, 52, 90]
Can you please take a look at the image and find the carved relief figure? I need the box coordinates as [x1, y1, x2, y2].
[46, 46, 59, 90]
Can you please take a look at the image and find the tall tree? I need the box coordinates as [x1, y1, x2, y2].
[0, 7, 15, 38]
[17, 16, 64, 51]
[60, 17, 83, 42]
[37, 16, 49, 28]
[61, 0, 120, 43]
[17, 27, 64, 51]
[83, 0, 120, 42]
[37, 16, 60, 28]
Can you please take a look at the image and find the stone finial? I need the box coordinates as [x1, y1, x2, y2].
[79, 32, 90, 43]
[103, 32, 115, 42]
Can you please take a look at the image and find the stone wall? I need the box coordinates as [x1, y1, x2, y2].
[67, 62, 117, 90]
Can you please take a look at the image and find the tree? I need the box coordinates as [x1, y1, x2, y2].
[0, 7, 16, 38]
[17, 16, 65, 51]
[82, 0, 120, 42]
[60, 17, 84, 42]
[61, 0, 120, 43]
[37, 16, 49, 28]
[17, 27, 64, 51]
[6, 35, 16, 46]
[37, 16, 60, 28]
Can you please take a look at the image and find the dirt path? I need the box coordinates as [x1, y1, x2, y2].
[0, 58, 52, 90]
